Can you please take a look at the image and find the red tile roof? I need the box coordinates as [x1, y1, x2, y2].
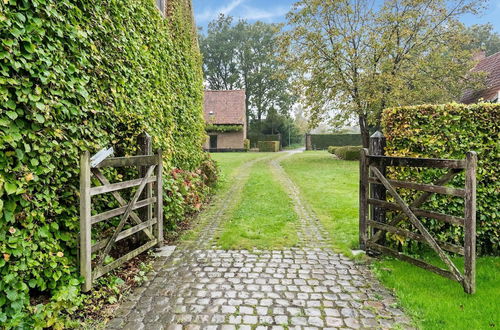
[462, 51, 500, 103]
[204, 90, 246, 125]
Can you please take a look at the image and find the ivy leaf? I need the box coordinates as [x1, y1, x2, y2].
[5, 111, 17, 120]
[34, 114, 45, 123]
[4, 183, 17, 195]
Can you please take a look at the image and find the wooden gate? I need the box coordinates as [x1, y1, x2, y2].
[79, 139, 163, 292]
[359, 142, 477, 293]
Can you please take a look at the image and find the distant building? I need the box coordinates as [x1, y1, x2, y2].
[461, 51, 500, 104]
[203, 90, 247, 151]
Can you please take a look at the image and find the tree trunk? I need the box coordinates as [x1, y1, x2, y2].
[359, 114, 369, 148]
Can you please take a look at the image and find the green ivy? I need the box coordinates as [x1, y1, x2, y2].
[205, 124, 243, 133]
[0, 0, 206, 327]
[382, 103, 499, 255]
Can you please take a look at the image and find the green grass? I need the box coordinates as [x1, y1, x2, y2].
[216, 158, 299, 250]
[281, 151, 359, 254]
[374, 257, 499, 330]
[210, 152, 266, 191]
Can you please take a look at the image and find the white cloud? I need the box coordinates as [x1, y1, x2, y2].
[197, 0, 246, 22]
[237, 5, 289, 21]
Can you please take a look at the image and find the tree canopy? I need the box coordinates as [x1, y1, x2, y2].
[283, 0, 485, 147]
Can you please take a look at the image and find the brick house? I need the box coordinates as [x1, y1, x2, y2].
[461, 51, 500, 103]
[203, 90, 247, 151]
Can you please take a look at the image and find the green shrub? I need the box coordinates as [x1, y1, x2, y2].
[0, 0, 206, 326]
[334, 146, 363, 160]
[258, 141, 280, 152]
[327, 146, 338, 154]
[382, 103, 499, 255]
[243, 139, 250, 151]
[308, 134, 361, 150]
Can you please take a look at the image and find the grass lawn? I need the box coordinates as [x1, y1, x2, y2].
[374, 257, 499, 329]
[281, 151, 359, 255]
[216, 156, 299, 250]
[211, 152, 267, 191]
[282, 150, 499, 329]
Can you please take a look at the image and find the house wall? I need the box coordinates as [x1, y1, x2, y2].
[203, 131, 245, 150]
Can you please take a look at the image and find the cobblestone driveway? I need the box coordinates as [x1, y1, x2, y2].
[106, 152, 412, 329]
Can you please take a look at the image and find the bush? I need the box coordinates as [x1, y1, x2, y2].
[327, 146, 338, 154]
[382, 103, 499, 255]
[334, 146, 363, 160]
[258, 141, 280, 152]
[0, 0, 206, 326]
[307, 134, 362, 150]
[243, 139, 250, 151]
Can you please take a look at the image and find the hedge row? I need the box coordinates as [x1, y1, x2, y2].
[0, 0, 207, 327]
[258, 141, 280, 152]
[307, 134, 361, 150]
[328, 146, 362, 160]
[382, 103, 499, 255]
[249, 134, 281, 148]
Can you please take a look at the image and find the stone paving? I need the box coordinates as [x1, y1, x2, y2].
[106, 152, 413, 329]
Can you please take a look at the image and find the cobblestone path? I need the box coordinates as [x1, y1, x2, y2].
[106, 152, 412, 329]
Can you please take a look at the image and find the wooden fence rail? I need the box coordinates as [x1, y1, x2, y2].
[359, 132, 477, 294]
[80, 134, 163, 291]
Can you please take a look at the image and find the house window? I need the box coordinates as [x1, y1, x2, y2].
[156, 0, 166, 15]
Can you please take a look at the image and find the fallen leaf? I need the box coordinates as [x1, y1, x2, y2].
[3, 254, 10, 261]
[8, 227, 16, 234]
[25, 173, 34, 182]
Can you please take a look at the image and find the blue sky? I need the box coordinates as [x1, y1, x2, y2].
[193, 0, 500, 33]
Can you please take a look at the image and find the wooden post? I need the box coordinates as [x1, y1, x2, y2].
[137, 133, 152, 242]
[369, 131, 386, 243]
[464, 151, 477, 294]
[359, 148, 369, 249]
[155, 149, 164, 247]
[80, 151, 92, 292]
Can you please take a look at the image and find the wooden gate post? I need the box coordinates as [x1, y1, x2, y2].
[464, 151, 477, 294]
[155, 149, 164, 248]
[80, 151, 92, 292]
[137, 133, 153, 242]
[359, 148, 369, 249]
[369, 131, 386, 241]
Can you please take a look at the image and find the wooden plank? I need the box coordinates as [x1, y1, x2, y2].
[96, 165, 156, 269]
[366, 241, 458, 282]
[93, 239, 158, 280]
[368, 198, 465, 226]
[90, 147, 114, 168]
[370, 169, 461, 243]
[91, 169, 155, 240]
[369, 132, 387, 242]
[464, 151, 477, 294]
[359, 148, 369, 249]
[368, 177, 465, 197]
[370, 166, 464, 283]
[95, 155, 159, 168]
[91, 197, 157, 224]
[137, 133, 153, 243]
[79, 151, 92, 292]
[91, 218, 158, 253]
[368, 155, 466, 169]
[90, 176, 157, 196]
[155, 150, 164, 248]
[366, 220, 464, 255]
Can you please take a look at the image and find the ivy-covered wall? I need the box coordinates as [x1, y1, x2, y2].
[0, 0, 205, 326]
[382, 103, 499, 255]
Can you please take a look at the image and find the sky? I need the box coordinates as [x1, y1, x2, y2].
[193, 0, 500, 33]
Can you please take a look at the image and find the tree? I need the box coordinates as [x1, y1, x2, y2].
[465, 23, 500, 56]
[199, 15, 296, 131]
[283, 0, 485, 147]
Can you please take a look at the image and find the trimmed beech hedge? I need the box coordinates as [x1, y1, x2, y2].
[0, 0, 207, 326]
[258, 141, 280, 152]
[333, 146, 362, 160]
[308, 134, 361, 150]
[382, 103, 499, 255]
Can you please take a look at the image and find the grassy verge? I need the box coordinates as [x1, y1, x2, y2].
[217, 158, 299, 250]
[374, 256, 499, 329]
[211, 152, 266, 192]
[281, 151, 359, 255]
